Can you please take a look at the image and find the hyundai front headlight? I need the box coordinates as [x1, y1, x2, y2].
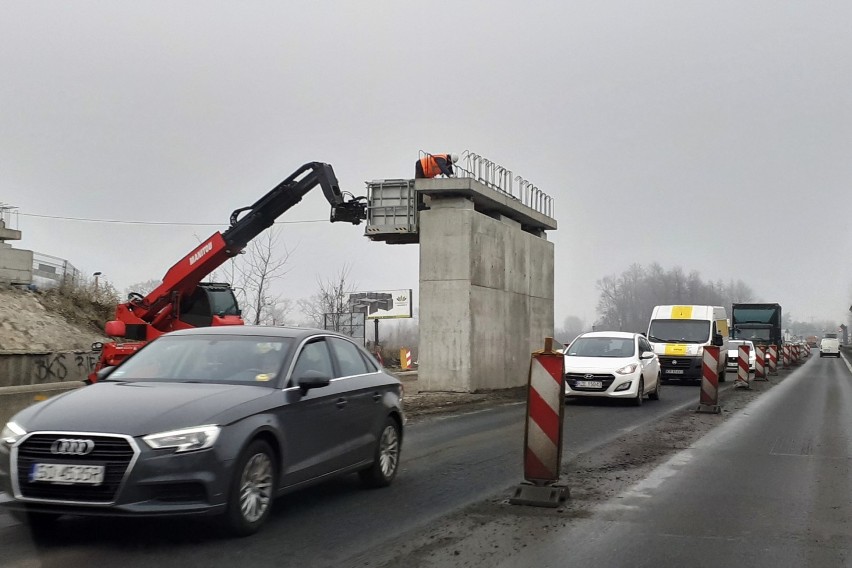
[615, 363, 639, 375]
[143, 425, 220, 453]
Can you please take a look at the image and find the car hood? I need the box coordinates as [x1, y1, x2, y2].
[564, 356, 635, 373]
[12, 381, 273, 437]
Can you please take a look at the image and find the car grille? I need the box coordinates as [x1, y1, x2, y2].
[565, 373, 616, 391]
[658, 357, 697, 367]
[15, 433, 137, 504]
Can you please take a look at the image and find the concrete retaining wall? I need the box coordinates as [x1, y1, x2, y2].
[0, 350, 98, 388]
[0, 381, 84, 426]
[0, 350, 95, 426]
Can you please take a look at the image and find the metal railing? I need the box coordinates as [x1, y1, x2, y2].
[32, 252, 81, 287]
[452, 150, 554, 218]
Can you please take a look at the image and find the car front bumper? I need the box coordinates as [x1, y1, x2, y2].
[0, 432, 234, 518]
[564, 371, 642, 398]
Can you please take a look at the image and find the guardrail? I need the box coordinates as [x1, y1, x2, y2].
[418, 150, 555, 218]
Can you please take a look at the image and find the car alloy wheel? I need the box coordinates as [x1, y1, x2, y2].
[360, 417, 401, 488]
[226, 440, 277, 536]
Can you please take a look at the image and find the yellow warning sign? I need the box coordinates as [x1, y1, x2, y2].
[671, 306, 694, 319]
[665, 344, 688, 355]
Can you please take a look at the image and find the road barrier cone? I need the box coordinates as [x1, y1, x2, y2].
[510, 337, 569, 507]
[697, 346, 722, 413]
[754, 346, 768, 381]
[735, 344, 751, 389]
[783, 344, 790, 369]
[400, 348, 412, 370]
[768, 344, 778, 375]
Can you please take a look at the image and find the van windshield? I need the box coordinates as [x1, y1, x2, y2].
[648, 320, 710, 343]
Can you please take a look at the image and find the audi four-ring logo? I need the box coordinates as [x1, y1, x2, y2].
[50, 438, 95, 456]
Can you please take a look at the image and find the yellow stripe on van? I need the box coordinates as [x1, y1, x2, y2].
[671, 306, 693, 319]
[665, 344, 688, 355]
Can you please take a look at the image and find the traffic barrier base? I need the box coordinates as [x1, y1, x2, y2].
[510, 483, 568, 508]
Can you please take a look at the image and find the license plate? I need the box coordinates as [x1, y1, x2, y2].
[30, 463, 105, 485]
[665, 369, 684, 375]
[575, 380, 603, 388]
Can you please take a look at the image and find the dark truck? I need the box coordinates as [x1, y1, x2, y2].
[731, 303, 783, 349]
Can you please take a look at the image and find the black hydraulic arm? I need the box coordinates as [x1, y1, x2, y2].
[222, 161, 366, 251]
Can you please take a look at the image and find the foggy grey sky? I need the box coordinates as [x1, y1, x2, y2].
[2, 1, 850, 327]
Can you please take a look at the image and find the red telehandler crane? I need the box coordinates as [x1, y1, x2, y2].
[88, 161, 367, 382]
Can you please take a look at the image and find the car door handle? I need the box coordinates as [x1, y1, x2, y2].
[372, 392, 382, 402]
[336, 398, 347, 409]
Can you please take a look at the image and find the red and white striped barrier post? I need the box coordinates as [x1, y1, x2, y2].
[511, 338, 568, 507]
[735, 344, 751, 389]
[697, 345, 722, 414]
[754, 346, 768, 381]
[768, 344, 778, 375]
[792, 344, 800, 365]
[783, 344, 790, 369]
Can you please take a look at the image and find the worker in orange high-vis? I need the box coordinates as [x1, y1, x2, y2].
[415, 153, 459, 178]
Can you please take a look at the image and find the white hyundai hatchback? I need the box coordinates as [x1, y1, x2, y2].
[563, 331, 661, 406]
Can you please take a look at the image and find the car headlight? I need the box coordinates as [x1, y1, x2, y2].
[143, 425, 220, 453]
[1, 422, 26, 447]
[615, 363, 639, 375]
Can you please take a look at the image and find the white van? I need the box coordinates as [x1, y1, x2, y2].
[820, 337, 840, 358]
[647, 305, 729, 382]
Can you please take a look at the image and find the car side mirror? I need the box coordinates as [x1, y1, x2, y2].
[640, 351, 655, 360]
[297, 370, 332, 394]
[712, 333, 724, 347]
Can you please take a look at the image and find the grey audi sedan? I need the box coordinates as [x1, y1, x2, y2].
[0, 326, 404, 536]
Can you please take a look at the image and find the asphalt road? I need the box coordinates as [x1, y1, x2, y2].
[490, 353, 852, 567]
[0, 377, 705, 567]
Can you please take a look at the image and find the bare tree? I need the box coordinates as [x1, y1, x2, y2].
[596, 263, 759, 332]
[554, 315, 586, 344]
[237, 228, 294, 325]
[124, 279, 162, 298]
[297, 264, 356, 329]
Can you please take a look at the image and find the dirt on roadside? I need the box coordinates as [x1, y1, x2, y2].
[356, 370, 796, 568]
[402, 387, 528, 420]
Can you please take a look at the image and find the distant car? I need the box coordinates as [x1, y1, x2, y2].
[820, 337, 841, 358]
[0, 326, 404, 536]
[727, 339, 756, 372]
[563, 331, 661, 406]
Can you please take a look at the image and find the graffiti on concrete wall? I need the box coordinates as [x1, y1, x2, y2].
[34, 353, 69, 381]
[4, 351, 99, 385]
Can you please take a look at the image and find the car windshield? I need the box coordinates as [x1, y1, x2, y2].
[106, 335, 294, 385]
[567, 337, 635, 358]
[648, 320, 710, 343]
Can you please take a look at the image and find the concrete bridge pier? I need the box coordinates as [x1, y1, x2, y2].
[415, 178, 555, 392]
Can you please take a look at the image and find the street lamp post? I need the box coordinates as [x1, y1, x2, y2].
[93, 271, 102, 293]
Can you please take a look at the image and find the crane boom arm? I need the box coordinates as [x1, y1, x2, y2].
[124, 162, 365, 325]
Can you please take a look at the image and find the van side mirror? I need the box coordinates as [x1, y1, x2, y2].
[713, 333, 724, 347]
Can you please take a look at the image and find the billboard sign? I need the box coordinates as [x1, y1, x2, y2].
[348, 289, 413, 320]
